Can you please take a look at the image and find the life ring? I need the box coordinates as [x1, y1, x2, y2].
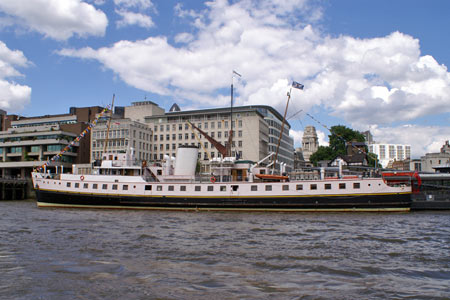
[210, 176, 216, 183]
[80, 175, 85, 181]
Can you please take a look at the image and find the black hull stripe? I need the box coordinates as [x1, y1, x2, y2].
[36, 190, 411, 212]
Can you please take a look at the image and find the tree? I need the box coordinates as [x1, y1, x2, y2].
[309, 125, 379, 167]
[309, 146, 335, 165]
[328, 125, 365, 155]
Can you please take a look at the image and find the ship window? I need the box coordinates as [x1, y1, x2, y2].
[353, 182, 360, 189]
[265, 185, 272, 191]
[157, 170, 162, 175]
[282, 185, 289, 191]
[66, 182, 71, 187]
[180, 186, 186, 191]
[207, 186, 214, 192]
[325, 184, 331, 190]
[251, 185, 257, 191]
[232, 185, 239, 191]
[339, 183, 346, 189]
[310, 184, 317, 190]
[123, 185, 128, 190]
[102, 184, 107, 190]
[195, 186, 201, 191]
[168, 185, 174, 191]
[93, 184, 98, 189]
[145, 185, 152, 191]
[296, 184, 303, 190]
[83, 183, 88, 189]
[75, 183, 80, 188]
[157, 185, 162, 191]
[112, 184, 118, 190]
[220, 186, 226, 192]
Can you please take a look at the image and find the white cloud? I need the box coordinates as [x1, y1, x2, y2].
[174, 32, 194, 44]
[0, 0, 108, 40]
[0, 41, 31, 111]
[114, 0, 154, 10]
[58, 0, 450, 156]
[290, 129, 303, 148]
[114, 0, 155, 29]
[115, 9, 154, 28]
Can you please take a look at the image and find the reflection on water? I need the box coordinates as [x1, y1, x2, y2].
[1, 200, 449, 299]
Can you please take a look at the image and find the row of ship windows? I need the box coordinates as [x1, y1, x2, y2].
[63, 182, 364, 191]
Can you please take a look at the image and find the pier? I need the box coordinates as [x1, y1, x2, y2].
[0, 177, 29, 200]
[411, 173, 450, 210]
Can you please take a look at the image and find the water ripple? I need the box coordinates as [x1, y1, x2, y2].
[0, 200, 449, 299]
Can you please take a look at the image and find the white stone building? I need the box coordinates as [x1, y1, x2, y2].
[368, 143, 411, 168]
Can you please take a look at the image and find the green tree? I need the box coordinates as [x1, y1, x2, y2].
[309, 146, 335, 165]
[309, 125, 379, 167]
[328, 125, 365, 154]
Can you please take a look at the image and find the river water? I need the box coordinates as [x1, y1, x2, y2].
[1, 200, 449, 300]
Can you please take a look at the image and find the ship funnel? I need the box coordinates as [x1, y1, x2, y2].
[174, 145, 199, 176]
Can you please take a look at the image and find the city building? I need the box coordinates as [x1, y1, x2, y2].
[420, 141, 450, 173]
[143, 102, 294, 171]
[301, 126, 319, 162]
[0, 106, 103, 178]
[368, 143, 411, 168]
[90, 118, 153, 163]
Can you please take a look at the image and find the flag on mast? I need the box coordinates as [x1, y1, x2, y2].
[292, 81, 304, 90]
[233, 70, 242, 77]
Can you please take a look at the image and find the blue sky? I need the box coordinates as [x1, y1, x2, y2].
[0, 0, 449, 158]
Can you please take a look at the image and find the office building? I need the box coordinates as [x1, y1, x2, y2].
[0, 106, 103, 178]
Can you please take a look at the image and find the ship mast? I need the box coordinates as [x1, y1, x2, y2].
[228, 70, 241, 157]
[103, 94, 115, 155]
[272, 81, 303, 173]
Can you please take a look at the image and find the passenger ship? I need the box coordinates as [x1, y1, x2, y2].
[32, 145, 413, 212]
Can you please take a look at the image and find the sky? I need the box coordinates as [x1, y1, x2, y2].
[0, 0, 449, 158]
